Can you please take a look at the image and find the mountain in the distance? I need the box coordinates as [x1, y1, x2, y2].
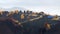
[0, 7, 27, 11]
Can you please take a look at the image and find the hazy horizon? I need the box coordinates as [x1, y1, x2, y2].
[0, 0, 60, 15]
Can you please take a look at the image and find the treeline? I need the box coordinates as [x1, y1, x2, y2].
[0, 10, 59, 22]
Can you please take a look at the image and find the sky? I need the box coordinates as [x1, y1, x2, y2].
[0, 0, 60, 15]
